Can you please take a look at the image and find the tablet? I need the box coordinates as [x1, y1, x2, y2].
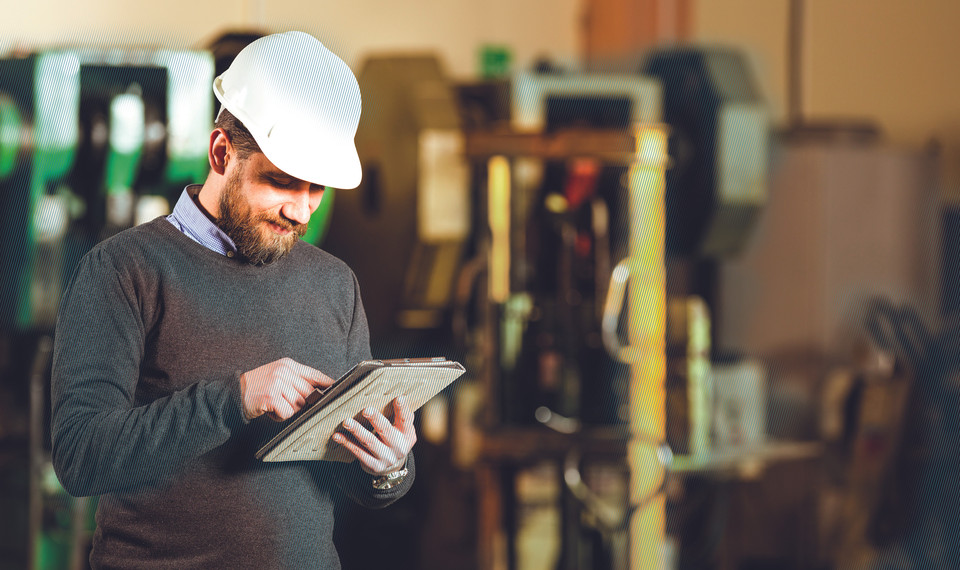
[256, 357, 465, 462]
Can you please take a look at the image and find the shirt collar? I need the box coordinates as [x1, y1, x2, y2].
[166, 185, 238, 258]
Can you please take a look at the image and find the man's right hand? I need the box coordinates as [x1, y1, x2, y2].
[239, 357, 334, 421]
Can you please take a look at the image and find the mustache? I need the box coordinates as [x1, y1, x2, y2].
[258, 213, 308, 237]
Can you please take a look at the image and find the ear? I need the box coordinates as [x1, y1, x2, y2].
[208, 128, 231, 175]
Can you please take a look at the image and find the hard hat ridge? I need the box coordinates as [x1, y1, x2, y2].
[213, 31, 363, 189]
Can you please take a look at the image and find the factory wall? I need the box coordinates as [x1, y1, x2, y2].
[694, 0, 960, 193]
[0, 0, 581, 80]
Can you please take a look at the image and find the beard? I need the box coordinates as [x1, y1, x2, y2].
[216, 165, 308, 265]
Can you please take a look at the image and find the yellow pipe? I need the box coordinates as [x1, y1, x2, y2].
[488, 155, 511, 304]
[627, 126, 668, 570]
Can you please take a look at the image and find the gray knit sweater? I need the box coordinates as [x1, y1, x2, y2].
[51, 217, 414, 569]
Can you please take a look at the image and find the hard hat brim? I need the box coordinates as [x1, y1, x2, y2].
[258, 117, 363, 190]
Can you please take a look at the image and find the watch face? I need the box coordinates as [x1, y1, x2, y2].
[373, 467, 408, 490]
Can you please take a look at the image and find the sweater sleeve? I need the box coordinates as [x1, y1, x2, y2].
[331, 271, 416, 507]
[51, 246, 247, 497]
[331, 453, 416, 509]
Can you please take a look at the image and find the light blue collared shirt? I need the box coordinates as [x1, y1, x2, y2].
[166, 185, 238, 258]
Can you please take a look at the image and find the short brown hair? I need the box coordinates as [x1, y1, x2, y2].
[215, 108, 262, 159]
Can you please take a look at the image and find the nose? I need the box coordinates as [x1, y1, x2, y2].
[281, 188, 313, 225]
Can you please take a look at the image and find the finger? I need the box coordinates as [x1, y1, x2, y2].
[342, 417, 394, 462]
[278, 358, 333, 389]
[293, 362, 334, 388]
[280, 385, 307, 412]
[307, 370, 335, 388]
[285, 375, 316, 400]
[393, 396, 417, 440]
[362, 408, 406, 452]
[332, 433, 381, 473]
[269, 398, 296, 421]
[363, 407, 395, 438]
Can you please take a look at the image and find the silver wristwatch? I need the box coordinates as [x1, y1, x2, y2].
[372, 462, 409, 490]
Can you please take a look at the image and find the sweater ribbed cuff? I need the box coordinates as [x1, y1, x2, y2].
[229, 372, 252, 426]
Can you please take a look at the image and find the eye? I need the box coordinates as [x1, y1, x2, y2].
[264, 175, 295, 188]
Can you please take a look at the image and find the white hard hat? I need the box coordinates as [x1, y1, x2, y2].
[213, 31, 362, 189]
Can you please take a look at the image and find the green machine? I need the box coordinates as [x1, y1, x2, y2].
[0, 48, 213, 332]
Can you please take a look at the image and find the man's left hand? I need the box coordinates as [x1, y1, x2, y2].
[333, 396, 416, 476]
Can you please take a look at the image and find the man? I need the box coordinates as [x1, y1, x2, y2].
[50, 31, 416, 569]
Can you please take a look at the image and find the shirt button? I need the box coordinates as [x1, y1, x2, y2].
[226, 251, 235, 258]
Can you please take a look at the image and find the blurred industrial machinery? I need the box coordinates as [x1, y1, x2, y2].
[0, 48, 213, 331]
[0, 47, 214, 569]
[323, 55, 470, 342]
[322, 46, 773, 570]
[325, 43, 945, 569]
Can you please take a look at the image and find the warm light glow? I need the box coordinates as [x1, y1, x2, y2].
[635, 126, 669, 168]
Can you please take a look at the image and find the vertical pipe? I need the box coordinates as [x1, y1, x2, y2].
[628, 127, 668, 570]
[477, 465, 505, 570]
[70, 497, 91, 570]
[29, 335, 53, 570]
[788, 0, 805, 127]
[488, 156, 511, 305]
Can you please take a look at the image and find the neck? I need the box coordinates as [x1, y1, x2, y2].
[196, 178, 223, 220]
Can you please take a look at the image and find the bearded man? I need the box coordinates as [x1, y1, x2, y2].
[50, 31, 416, 569]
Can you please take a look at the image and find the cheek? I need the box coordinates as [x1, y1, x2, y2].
[244, 186, 286, 214]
